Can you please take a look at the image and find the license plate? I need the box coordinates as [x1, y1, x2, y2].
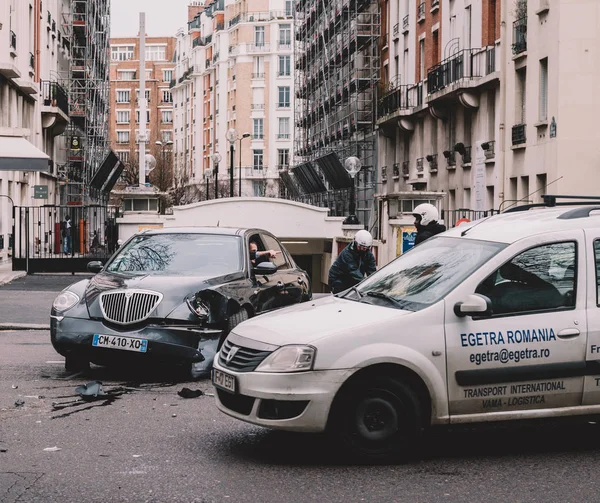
[92, 334, 148, 353]
[212, 369, 236, 393]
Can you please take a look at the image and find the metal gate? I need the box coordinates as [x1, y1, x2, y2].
[13, 205, 119, 273]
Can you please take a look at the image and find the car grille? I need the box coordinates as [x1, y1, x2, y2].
[99, 289, 163, 325]
[218, 338, 272, 372]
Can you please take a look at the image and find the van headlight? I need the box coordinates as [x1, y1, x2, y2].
[256, 345, 316, 373]
[52, 291, 80, 313]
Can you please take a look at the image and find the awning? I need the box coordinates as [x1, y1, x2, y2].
[90, 150, 124, 194]
[0, 135, 50, 171]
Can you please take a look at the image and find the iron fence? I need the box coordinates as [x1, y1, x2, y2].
[442, 209, 498, 229]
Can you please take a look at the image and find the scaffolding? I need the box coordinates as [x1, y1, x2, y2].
[62, 0, 111, 204]
[293, 0, 380, 228]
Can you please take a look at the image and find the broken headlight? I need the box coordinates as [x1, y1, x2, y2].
[52, 291, 80, 313]
[256, 345, 316, 373]
[186, 296, 210, 320]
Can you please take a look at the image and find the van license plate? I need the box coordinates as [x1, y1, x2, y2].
[213, 369, 236, 393]
[92, 334, 148, 353]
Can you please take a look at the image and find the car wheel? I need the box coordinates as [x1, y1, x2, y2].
[64, 354, 90, 373]
[332, 376, 422, 463]
[227, 307, 249, 332]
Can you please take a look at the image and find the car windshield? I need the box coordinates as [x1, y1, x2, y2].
[355, 236, 506, 311]
[106, 233, 243, 276]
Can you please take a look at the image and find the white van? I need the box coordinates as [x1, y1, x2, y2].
[212, 203, 600, 461]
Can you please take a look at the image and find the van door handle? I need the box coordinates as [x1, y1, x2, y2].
[557, 328, 580, 339]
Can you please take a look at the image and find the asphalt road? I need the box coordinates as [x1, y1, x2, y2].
[3, 276, 600, 502]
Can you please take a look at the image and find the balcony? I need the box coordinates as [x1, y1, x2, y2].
[416, 158, 424, 173]
[251, 104, 265, 110]
[427, 48, 489, 95]
[277, 133, 291, 139]
[402, 161, 410, 178]
[278, 40, 292, 50]
[482, 140, 495, 160]
[431, 0, 440, 10]
[378, 84, 412, 118]
[247, 43, 270, 53]
[402, 15, 409, 33]
[252, 73, 265, 79]
[252, 134, 264, 140]
[41, 81, 69, 117]
[417, 2, 425, 22]
[512, 17, 527, 55]
[455, 143, 472, 165]
[443, 149, 456, 168]
[392, 163, 400, 180]
[392, 23, 399, 40]
[9, 31, 17, 56]
[512, 124, 526, 146]
[426, 154, 438, 172]
[29, 52, 35, 69]
[381, 166, 387, 182]
[245, 167, 267, 178]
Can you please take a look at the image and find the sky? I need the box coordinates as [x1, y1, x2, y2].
[110, 0, 192, 38]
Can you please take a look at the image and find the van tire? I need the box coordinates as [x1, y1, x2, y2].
[332, 376, 422, 463]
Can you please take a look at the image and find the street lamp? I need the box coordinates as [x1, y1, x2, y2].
[155, 140, 173, 188]
[226, 128, 238, 198]
[238, 132, 251, 197]
[204, 169, 212, 200]
[211, 153, 222, 199]
[343, 156, 362, 225]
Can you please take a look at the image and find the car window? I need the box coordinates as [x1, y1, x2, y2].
[106, 233, 243, 276]
[260, 234, 288, 270]
[476, 241, 576, 316]
[594, 240, 600, 305]
[355, 236, 506, 311]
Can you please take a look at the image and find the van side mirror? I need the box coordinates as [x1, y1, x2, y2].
[87, 261, 103, 274]
[254, 262, 277, 275]
[454, 294, 492, 318]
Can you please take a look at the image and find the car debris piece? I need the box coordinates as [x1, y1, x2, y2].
[11, 385, 17, 389]
[43, 446, 62, 452]
[177, 387, 204, 399]
[75, 381, 107, 401]
[14, 399, 24, 407]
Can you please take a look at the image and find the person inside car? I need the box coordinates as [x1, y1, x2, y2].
[328, 230, 377, 294]
[249, 241, 280, 267]
[412, 203, 446, 246]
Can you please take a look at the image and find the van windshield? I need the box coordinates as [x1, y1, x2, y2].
[355, 236, 506, 311]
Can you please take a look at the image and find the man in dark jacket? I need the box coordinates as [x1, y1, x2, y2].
[412, 203, 446, 246]
[328, 230, 377, 294]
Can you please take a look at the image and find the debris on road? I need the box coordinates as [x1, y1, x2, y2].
[11, 384, 18, 389]
[177, 387, 204, 398]
[14, 399, 25, 407]
[43, 446, 62, 452]
[75, 381, 107, 401]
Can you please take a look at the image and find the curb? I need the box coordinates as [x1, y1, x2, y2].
[0, 323, 49, 331]
[0, 271, 27, 286]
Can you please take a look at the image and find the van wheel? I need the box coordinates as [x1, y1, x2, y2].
[332, 376, 422, 463]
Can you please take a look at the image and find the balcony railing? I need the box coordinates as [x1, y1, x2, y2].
[443, 150, 456, 167]
[416, 158, 424, 172]
[402, 161, 410, 177]
[246, 167, 267, 178]
[251, 104, 265, 110]
[431, 0, 440, 8]
[512, 124, 526, 145]
[392, 163, 400, 179]
[378, 84, 412, 118]
[381, 166, 387, 182]
[252, 134, 264, 140]
[277, 133, 291, 139]
[482, 140, 495, 159]
[418, 2, 425, 22]
[10, 30, 16, 50]
[512, 17, 527, 55]
[426, 154, 438, 171]
[29, 52, 35, 68]
[278, 40, 292, 49]
[393, 23, 399, 39]
[252, 73, 265, 79]
[41, 80, 69, 116]
[427, 48, 487, 95]
[402, 15, 409, 32]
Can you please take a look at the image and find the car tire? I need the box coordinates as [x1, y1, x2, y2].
[227, 307, 249, 332]
[332, 376, 422, 463]
[64, 354, 90, 373]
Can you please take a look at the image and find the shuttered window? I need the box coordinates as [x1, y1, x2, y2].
[539, 58, 548, 121]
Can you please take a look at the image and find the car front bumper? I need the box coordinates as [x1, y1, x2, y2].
[213, 359, 355, 433]
[51, 315, 221, 364]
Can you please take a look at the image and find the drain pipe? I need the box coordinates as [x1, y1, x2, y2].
[497, 0, 508, 210]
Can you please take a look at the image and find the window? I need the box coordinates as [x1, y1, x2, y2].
[464, 5, 472, 49]
[253, 56, 264, 76]
[516, 67, 527, 124]
[277, 149, 290, 168]
[116, 151, 130, 163]
[136, 89, 151, 103]
[119, 70, 136, 80]
[254, 26, 265, 46]
[261, 234, 288, 270]
[146, 45, 166, 61]
[162, 90, 172, 103]
[163, 69, 173, 82]
[145, 69, 153, 80]
[476, 242, 576, 316]
[162, 110, 173, 124]
[278, 117, 290, 139]
[277, 86, 290, 108]
[116, 90, 130, 103]
[419, 39, 425, 80]
[253, 149, 264, 169]
[136, 110, 151, 123]
[117, 131, 130, 143]
[161, 130, 173, 143]
[116, 110, 130, 124]
[111, 45, 134, 61]
[285, 0, 293, 16]
[278, 55, 291, 76]
[253, 180, 265, 197]
[539, 58, 548, 121]
[279, 24, 291, 47]
[253, 119, 264, 139]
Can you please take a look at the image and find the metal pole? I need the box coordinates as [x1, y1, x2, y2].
[138, 13, 147, 187]
[229, 143, 234, 198]
[238, 139, 242, 197]
[214, 163, 219, 199]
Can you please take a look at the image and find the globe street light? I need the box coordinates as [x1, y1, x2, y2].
[211, 153, 222, 199]
[343, 156, 362, 225]
[226, 128, 238, 198]
[238, 132, 251, 197]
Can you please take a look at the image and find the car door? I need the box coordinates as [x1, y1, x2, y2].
[582, 231, 600, 405]
[247, 234, 285, 313]
[445, 231, 587, 417]
[259, 233, 298, 308]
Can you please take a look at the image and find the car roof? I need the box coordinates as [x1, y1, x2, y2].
[140, 226, 262, 237]
[444, 206, 600, 244]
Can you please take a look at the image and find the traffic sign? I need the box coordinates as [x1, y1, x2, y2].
[33, 185, 48, 199]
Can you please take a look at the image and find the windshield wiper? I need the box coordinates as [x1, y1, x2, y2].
[364, 291, 413, 310]
[338, 285, 363, 299]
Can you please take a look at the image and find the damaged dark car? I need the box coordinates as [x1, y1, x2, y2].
[50, 227, 312, 378]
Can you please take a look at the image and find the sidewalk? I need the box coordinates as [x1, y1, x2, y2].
[0, 258, 26, 287]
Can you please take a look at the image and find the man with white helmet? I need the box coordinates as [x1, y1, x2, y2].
[412, 203, 446, 245]
[328, 229, 377, 294]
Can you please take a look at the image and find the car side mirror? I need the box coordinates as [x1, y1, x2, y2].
[454, 294, 492, 318]
[87, 261, 103, 274]
[254, 262, 277, 275]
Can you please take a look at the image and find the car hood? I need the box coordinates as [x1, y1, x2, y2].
[84, 270, 244, 318]
[231, 294, 411, 346]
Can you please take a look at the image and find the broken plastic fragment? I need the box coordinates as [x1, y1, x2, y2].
[14, 399, 24, 407]
[177, 387, 204, 399]
[43, 446, 62, 452]
[75, 381, 107, 401]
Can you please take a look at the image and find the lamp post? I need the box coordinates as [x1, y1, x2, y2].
[238, 132, 251, 197]
[155, 140, 173, 190]
[204, 169, 212, 200]
[211, 153, 221, 199]
[343, 156, 362, 225]
[226, 129, 238, 198]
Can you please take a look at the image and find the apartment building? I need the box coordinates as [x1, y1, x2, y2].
[377, 0, 600, 258]
[0, 0, 72, 257]
[172, 0, 295, 198]
[109, 36, 176, 182]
